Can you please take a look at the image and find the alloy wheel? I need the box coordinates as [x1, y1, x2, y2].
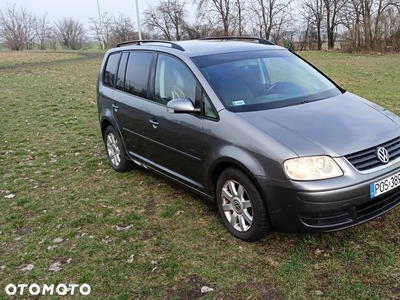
[221, 179, 253, 232]
[106, 132, 121, 167]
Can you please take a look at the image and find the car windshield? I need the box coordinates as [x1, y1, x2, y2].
[192, 49, 342, 112]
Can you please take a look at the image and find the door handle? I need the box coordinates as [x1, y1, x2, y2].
[149, 118, 159, 129]
[112, 103, 119, 110]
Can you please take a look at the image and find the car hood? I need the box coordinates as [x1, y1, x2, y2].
[237, 92, 400, 157]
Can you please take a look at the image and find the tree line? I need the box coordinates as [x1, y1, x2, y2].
[1, 0, 400, 52]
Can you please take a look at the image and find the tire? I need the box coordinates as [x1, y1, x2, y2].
[216, 168, 271, 242]
[104, 126, 133, 172]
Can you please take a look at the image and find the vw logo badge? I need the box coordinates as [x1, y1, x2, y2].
[376, 147, 390, 164]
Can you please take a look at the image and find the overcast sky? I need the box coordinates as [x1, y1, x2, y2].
[5, 0, 195, 29]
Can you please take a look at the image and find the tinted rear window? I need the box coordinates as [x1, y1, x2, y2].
[103, 53, 121, 87]
[116, 52, 129, 91]
[125, 52, 153, 98]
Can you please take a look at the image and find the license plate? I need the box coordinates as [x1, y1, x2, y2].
[370, 172, 400, 198]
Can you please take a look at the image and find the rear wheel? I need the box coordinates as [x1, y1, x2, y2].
[104, 126, 133, 172]
[216, 168, 271, 242]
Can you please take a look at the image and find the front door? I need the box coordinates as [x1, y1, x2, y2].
[146, 54, 206, 189]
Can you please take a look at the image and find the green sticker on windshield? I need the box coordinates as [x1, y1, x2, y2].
[232, 100, 245, 106]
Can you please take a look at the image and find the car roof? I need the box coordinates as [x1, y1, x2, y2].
[111, 39, 285, 57]
[175, 40, 285, 56]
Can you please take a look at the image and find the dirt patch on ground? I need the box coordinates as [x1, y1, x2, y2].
[173, 275, 212, 299]
[144, 197, 157, 217]
[167, 274, 285, 300]
[0, 52, 104, 70]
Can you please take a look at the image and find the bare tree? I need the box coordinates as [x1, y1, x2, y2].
[233, 0, 247, 36]
[300, 0, 345, 49]
[143, 0, 188, 40]
[2, 0, 400, 53]
[301, 0, 325, 50]
[360, 0, 377, 48]
[339, 0, 400, 51]
[249, 0, 294, 42]
[53, 18, 86, 50]
[323, 0, 346, 49]
[339, 0, 360, 49]
[0, 4, 36, 50]
[196, 0, 233, 36]
[34, 13, 50, 50]
[184, 22, 215, 38]
[298, 19, 315, 50]
[90, 12, 113, 49]
[359, 0, 400, 49]
[110, 14, 138, 45]
[385, 7, 400, 51]
[46, 29, 59, 50]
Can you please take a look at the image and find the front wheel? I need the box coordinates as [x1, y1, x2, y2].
[104, 126, 133, 172]
[216, 168, 271, 242]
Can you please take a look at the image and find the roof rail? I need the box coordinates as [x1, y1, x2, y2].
[199, 36, 274, 45]
[115, 40, 185, 51]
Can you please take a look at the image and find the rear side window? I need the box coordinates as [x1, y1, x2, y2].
[116, 52, 129, 91]
[103, 52, 120, 87]
[125, 52, 153, 98]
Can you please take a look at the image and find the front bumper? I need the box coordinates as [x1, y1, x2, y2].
[257, 169, 400, 233]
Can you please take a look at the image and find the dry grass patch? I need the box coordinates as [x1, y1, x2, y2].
[0, 51, 83, 67]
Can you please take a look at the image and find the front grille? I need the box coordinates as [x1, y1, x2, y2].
[345, 136, 400, 172]
[300, 188, 400, 229]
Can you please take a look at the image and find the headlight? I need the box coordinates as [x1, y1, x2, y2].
[284, 156, 343, 181]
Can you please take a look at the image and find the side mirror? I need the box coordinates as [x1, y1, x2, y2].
[166, 98, 200, 114]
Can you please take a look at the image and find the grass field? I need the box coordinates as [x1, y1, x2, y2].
[0, 51, 83, 67]
[1, 50, 400, 299]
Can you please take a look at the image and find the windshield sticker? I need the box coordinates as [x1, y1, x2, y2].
[232, 100, 245, 106]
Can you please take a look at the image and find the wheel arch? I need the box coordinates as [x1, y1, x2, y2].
[207, 148, 277, 228]
[209, 157, 268, 205]
[101, 119, 113, 140]
[100, 115, 130, 165]
[99, 104, 119, 139]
